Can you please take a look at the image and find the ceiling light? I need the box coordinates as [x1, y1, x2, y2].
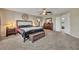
[43, 9, 47, 12]
[42, 12, 45, 15]
[42, 12, 47, 15]
[62, 18, 64, 20]
[40, 8, 52, 15]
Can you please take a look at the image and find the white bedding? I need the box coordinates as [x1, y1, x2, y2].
[20, 27, 43, 32]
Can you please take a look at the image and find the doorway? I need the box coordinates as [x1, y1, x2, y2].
[55, 13, 70, 34]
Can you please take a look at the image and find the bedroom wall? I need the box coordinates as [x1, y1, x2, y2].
[0, 9, 7, 37]
[28, 15, 43, 26]
[0, 9, 43, 36]
[69, 9, 79, 38]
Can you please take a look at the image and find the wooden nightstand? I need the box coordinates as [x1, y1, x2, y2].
[6, 27, 17, 37]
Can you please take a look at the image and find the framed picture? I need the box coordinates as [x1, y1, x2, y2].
[22, 14, 29, 20]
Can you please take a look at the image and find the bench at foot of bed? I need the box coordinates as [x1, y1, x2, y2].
[29, 31, 45, 43]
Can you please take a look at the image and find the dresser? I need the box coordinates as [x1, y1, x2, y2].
[43, 22, 53, 30]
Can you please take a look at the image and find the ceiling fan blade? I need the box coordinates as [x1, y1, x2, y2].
[40, 8, 53, 15]
[47, 11, 52, 13]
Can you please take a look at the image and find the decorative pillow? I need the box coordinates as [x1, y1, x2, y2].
[19, 25, 32, 28]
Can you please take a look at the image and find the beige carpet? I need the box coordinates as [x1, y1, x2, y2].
[0, 30, 79, 50]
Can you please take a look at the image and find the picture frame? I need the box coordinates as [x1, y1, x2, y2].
[22, 14, 29, 20]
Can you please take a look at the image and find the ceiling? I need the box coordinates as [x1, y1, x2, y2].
[5, 8, 71, 17]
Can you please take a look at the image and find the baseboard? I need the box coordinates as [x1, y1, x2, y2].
[66, 33, 79, 39]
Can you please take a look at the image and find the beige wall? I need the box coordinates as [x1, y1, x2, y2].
[0, 9, 43, 36]
[0, 9, 7, 36]
[69, 9, 79, 38]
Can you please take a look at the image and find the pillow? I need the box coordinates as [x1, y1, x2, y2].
[19, 25, 32, 28]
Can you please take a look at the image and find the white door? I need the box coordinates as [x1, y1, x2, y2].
[55, 17, 61, 32]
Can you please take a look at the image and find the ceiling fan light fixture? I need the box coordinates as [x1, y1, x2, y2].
[42, 12, 45, 15]
[43, 9, 47, 12]
[40, 8, 52, 15]
[42, 12, 47, 15]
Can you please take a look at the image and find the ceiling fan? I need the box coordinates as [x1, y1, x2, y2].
[40, 8, 52, 15]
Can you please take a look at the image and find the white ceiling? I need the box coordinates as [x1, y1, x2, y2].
[5, 8, 71, 17]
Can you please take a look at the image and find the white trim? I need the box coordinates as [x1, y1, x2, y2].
[66, 33, 79, 39]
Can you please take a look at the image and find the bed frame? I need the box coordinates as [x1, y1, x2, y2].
[16, 20, 32, 42]
[16, 20, 45, 43]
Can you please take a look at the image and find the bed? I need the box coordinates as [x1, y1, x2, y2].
[16, 20, 44, 42]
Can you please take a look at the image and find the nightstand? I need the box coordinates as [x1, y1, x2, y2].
[6, 27, 17, 37]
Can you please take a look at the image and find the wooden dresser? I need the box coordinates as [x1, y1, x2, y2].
[43, 22, 53, 30]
